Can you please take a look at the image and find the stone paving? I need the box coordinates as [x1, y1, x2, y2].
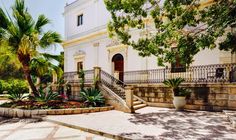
[46, 107, 236, 140]
[0, 117, 111, 140]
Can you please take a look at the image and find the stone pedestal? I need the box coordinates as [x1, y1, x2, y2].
[125, 86, 135, 113]
[94, 67, 101, 81]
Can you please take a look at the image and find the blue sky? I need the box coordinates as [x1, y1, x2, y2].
[0, 0, 75, 54]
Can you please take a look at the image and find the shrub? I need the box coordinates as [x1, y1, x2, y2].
[8, 80, 29, 94]
[0, 80, 3, 94]
[78, 70, 85, 92]
[4, 80, 29, 102]
[33, 86, 59, 103]
[0, 80, 9, 94]
[80, 88, 105, 107]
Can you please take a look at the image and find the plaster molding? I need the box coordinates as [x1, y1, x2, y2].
[63, 29, 107, 48]
[74, 50, 86, 59]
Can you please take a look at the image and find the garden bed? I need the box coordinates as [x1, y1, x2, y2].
[0, 101, 84, 110]
[0, 105, 114, 118]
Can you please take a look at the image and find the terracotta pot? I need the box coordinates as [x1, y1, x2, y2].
[173, 96, 186, 110]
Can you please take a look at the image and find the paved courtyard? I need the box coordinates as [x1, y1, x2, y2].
[0, 117, 110, 140]
[46, 107, 236, 140]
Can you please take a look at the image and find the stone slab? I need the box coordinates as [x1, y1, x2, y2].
[46, 107, 236, 140]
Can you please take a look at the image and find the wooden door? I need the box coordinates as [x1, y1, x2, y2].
[114, 60, 124, 81]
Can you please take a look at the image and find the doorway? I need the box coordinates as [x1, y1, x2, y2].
[112, 54, 124, 81]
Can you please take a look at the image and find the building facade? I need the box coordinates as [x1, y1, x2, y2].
[63, 0, 236, 83]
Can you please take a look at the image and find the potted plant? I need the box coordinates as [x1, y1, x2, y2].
[163, 78, 190, 110]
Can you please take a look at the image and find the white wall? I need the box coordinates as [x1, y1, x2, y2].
[64, 0, 110, 40]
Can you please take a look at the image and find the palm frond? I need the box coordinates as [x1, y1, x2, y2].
[35, 15, 50, 33]
[0, 8, 9, 29]
[12, 3, 35, 36]
[0, 43, 21, 69]
[39, 31, 62, 49]
[41, 53, 62, 62]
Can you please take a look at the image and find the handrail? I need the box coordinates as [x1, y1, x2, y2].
[101, 70, 126, 87]
[100, 70, 126, 99]
[63, 70, 94, 83]
[123, 63, 236, 84]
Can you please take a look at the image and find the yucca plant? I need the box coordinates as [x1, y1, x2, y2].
[80, 88, 105, 107]
[163, 78, 185, 96]
[34, 86, 59, 103]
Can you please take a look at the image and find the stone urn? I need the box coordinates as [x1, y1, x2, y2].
[173, 96, 186, 110]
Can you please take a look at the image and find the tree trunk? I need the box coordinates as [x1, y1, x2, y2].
[22, 65, 39, 96]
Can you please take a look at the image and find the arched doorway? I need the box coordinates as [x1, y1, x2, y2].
[112, 54, 124, 81]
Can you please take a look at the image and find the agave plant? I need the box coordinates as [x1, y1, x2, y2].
[34, 86, 59, 103]
[7, 92, 28, 102]
[163, 78, 185, 96]
[80, 88, 105, 107]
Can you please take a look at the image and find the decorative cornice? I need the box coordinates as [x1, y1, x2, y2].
[106, 39, 121, 48]
[107, 44, 128, 52]
[73, 50, 86, 59]
[64, 0, 90, 14]
[63, 29, 107, 48]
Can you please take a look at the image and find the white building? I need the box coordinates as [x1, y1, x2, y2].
[63, 0, 235, 82]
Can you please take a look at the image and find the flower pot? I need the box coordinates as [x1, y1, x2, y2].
[173, 96, 186, 110]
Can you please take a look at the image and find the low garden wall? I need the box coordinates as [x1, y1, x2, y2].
[0, 106, 114, 118]
[131, 83, 236, 111]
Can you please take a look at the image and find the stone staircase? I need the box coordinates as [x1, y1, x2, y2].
[133, 97, 147, 111]
[223, 110, 236, 128]
[100, 70, 148, 112]
[105, 85, 126, 100]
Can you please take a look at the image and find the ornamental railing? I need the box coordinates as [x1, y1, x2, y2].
[123, 63, 236, 84]
[64, 70, 94, 83]
[100, 70, 126, 99]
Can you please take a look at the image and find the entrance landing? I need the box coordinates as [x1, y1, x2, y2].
[45, 107, 236, 139]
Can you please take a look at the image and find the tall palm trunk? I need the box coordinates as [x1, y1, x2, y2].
[18, 54, 39, 96]
[22, 64, 38, 96]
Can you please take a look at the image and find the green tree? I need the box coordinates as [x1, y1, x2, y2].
[0, 0, 62, 96]
[30, 55, 63, 84]
[105, 0, 236, 66]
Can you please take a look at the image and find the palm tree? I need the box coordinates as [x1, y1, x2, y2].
[0, 0, 62, 96]
[30, 55, 63, 85]
[163, 78, 185, 96]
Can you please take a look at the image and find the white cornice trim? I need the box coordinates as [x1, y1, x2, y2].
[64, 0, 91, 14]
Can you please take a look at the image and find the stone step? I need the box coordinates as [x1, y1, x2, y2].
[133, 104, 147, 110]
[223, 110, 236, 128]
[133, 101, 142, 106]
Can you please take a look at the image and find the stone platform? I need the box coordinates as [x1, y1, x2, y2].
[45, 107, 236, 139]
[224, 110, 236, 128]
